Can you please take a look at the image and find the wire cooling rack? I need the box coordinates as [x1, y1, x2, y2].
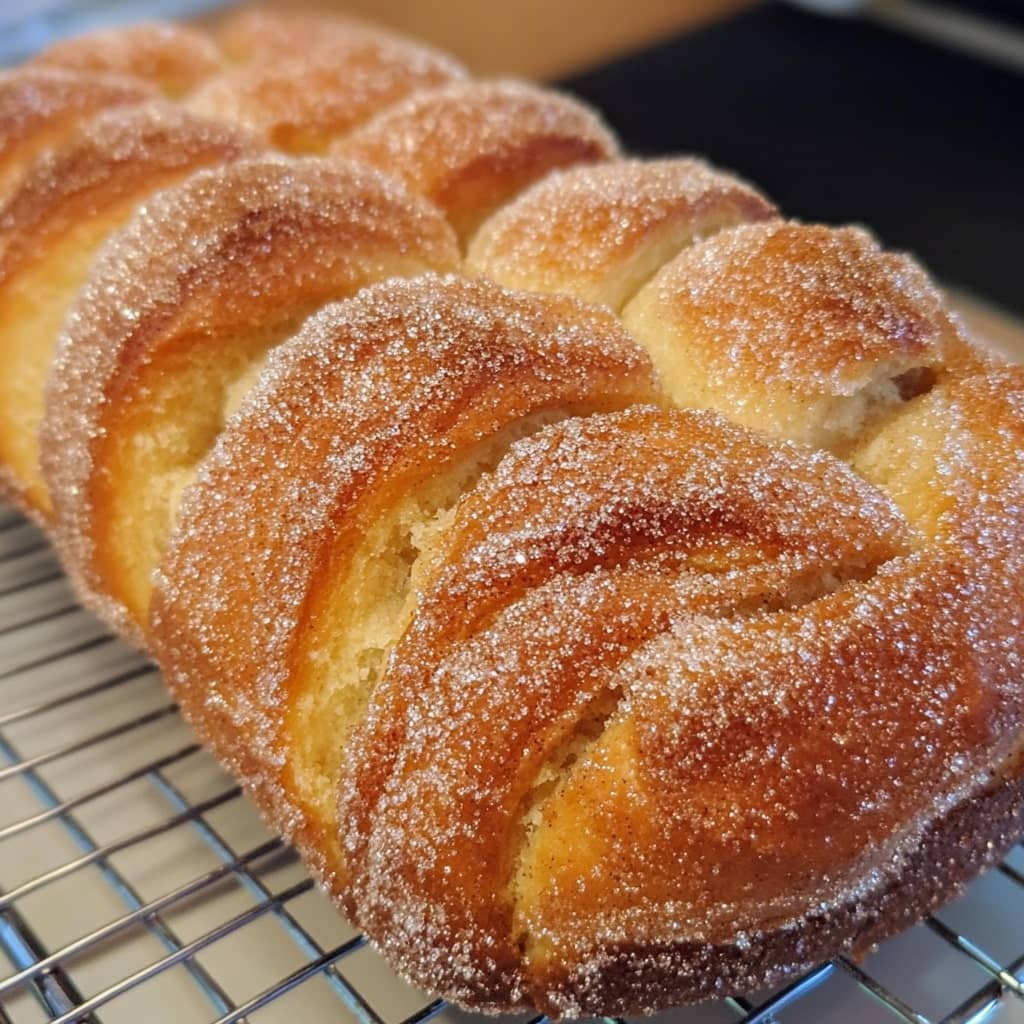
[0, 504, 1023, 1024]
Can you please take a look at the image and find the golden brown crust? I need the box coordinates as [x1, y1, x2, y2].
[467, 157, 777, 309]
[30, 22, 223, 97]
[0, 14, 1020, 1020]
[342, 406, 909, 1008]
[337, 80, 619, 245]
[41, 156, 460, 641]
[0, 67, 155, 204]
[521, 369, 1024, 1014]
[189, 33, 467, 153]
[149, 275, 658, 897]
[0, 104, 254, 285]
[622, 220, 989, 451]
[344, 367, 1024, 1013]
[0, 103, 255, 520]
[526, 761, 1024, 1014]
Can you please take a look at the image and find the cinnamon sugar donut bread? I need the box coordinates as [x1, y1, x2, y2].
[0, 8, 1019, 1018]
[41, 156, 459, 641]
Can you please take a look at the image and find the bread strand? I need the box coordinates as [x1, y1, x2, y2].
[0, 13, 465, 523]
[0, 6, 1019, 1015]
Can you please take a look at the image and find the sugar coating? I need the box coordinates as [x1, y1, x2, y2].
[344, 373, 1024, 1013]
[0, 102, 256, 282]
[621, 220, 989, 453]
[0, 67, 155, 200]
[337, 80, 619, 243]
[4, 14, 1024, 1018]
[41, 156, 459, 641]
[634, 220, 953, 394]
[149, 273, 656, 891]
[189, 34, 467, 153]
[467, 156, 777, 310]
[0, 102, 255, 523]
[30, 22, 223, 97]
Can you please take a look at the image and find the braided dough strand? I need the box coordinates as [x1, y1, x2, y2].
[150, 274, 659, 896]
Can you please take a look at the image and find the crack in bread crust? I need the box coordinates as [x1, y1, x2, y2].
[149, 274, 658, 896]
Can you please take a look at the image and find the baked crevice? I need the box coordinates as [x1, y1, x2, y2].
[42, 156, 462, 638]
[507, 542, 909, 980]
[293, 403, 619, 867]
[509, 684, 625, 956]
[466, 157, 778, 313]
[342, 406, 921, 1009]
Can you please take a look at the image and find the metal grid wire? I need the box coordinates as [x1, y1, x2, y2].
[1, 504, 1024, 1024]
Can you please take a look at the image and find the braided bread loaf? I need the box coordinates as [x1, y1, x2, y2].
[1, 8, 1022, 1017]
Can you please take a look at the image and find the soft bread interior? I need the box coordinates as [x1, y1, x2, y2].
[94, 322, 300, 627]
[291, 403, 625, 870]
[849, 386, 957, 538]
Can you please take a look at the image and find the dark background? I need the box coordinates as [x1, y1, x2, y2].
[564, 2, 1024, 315]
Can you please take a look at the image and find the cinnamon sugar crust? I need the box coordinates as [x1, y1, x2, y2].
[0, 103, 255, 519]
[189, 35, 466, 153]
[623, 220, 989, 452]
[150, 274, 658, 898]
[338, 80, 619, 245]
[41, 157, 459, 641]
[468, 157, 777, 310]
[0, 67, 155, 204]
[31, 22, 223, 97]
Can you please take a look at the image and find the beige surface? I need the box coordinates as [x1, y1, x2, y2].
[213, 0, 754, 78]
[951, 290, 1024, 362]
